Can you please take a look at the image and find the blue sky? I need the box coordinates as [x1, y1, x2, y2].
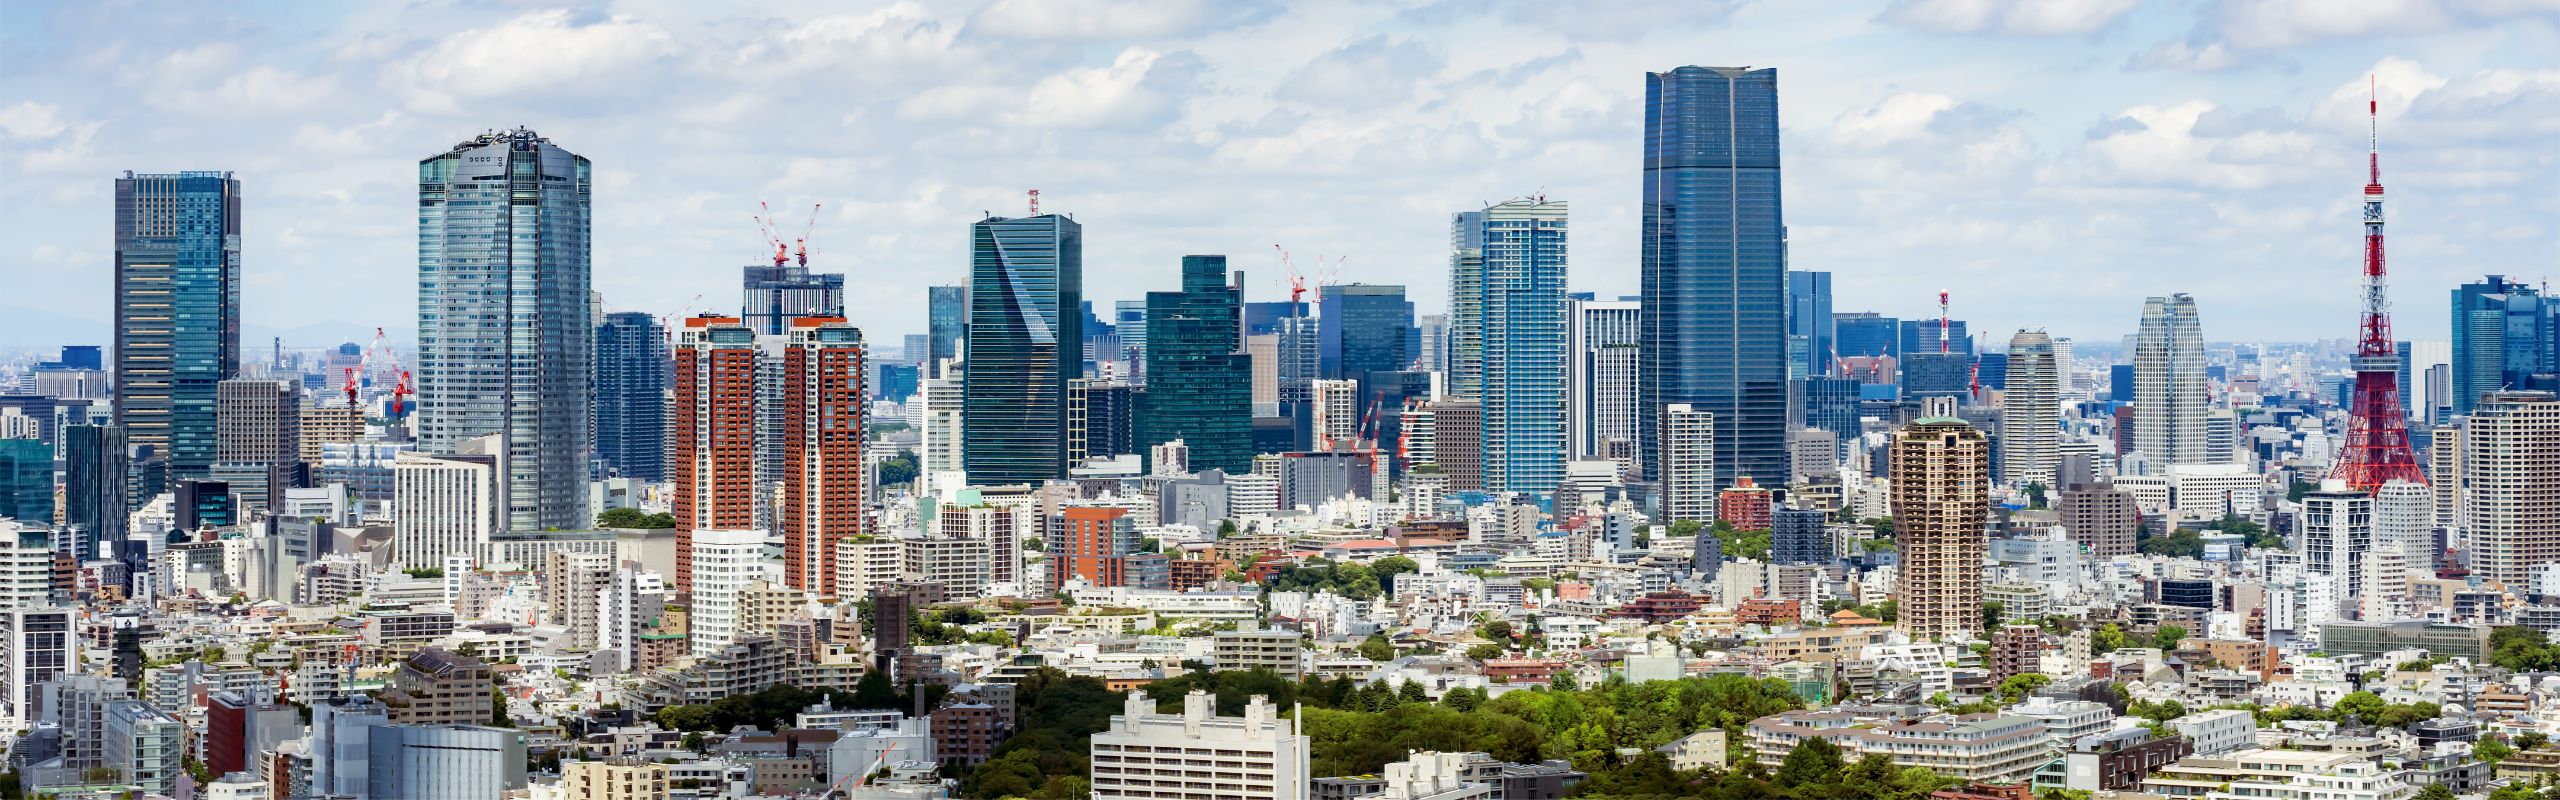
[2, 0, 2553, 351]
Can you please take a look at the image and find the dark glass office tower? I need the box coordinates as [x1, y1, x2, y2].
[1639, 66, 1788, 488]
[2451, 276, 2556, 414]
[417, 128, 593, 532]
[1834, 313, 1899, 358]
[114, 171, 241, 479]
[1140, 256, 1252, 474]
[0, 439, 51, 526]
[741, 263, 844, 336]
[928, 286, 966, 377]
[1319, 284, 1414, 380]
[1786, 271, 1832, 379]
[964, 214, 1082, 485]
[65, 425, 129, 561]
[594, 311, 668, 482]
[1900, 319, 1969, 357]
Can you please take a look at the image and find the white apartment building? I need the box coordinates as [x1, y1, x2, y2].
[835, 537, 904, 600]
[393, 433, 502, 569]
[688, 529, 775, 657]
[1660, 404, 1715, 523]
[2169, 708, 2255, 755]
[1090, 690, 1308, 800]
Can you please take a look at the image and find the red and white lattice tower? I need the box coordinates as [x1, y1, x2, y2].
[2330, 80, 2427, 492]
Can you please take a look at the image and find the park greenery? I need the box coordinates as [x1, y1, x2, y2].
[595, 507, 677, 529]
[1264, 556, 1420, 601]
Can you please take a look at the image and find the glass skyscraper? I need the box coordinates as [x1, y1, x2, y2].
[1639, 66, 1789, 488]
[2451, 275, 2557, 414]
[1786, 270, 1832, 379]
[741, 263, 844, 336]
[1465, 200, 1569, 495]
[416, 128, 593, 532]
[593, 311, 668, 482]
[1834, 313, 1899, 359]
[0, 439, 51, 526]
[1319, 284, 1414, 381]
[927, 285, 966, 377]
[1139, 256, 1252, 473]
[114, 170, 241, 479]
[64, 425, 128, 561]
[963, 214, 1081, 485]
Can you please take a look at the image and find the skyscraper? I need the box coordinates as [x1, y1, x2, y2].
[963, 213, 1082, 485]
[928, 285, 967, 379]
[740, 262, 845, 336]
[1139, 256, 1252, 474]
[114, 171, 241, 479]
[2000, 330, 2059, 489]
[64, 425, 128, 561]
[215, 378, 302, 472]
[2455, 392, 2560, 587]
[593, 311, 668, 482]
[1640, 66, 1789, 490]
[2131, 294, 2209, 470]
[1447, 212, 1487, 400]
[1568, 297, 1641, 459]
[1833, 313, 1898, 359]
[416, 128, 592, 532]
[0, 440, 49, 526]
[1466, 199, 1569, 495]
[1659, 404, 1715, 523]
[2450, 276, 2555, 415]
[1892, 413, 1990, 642]
[2298, 483, 2374, 600]
[1786, 271, 1833, 379]
[1113, 300, 1148, 386]
[1318, 284, 1413, 381]
[778, 319, 869, 596]
[671, 318, 760, 594]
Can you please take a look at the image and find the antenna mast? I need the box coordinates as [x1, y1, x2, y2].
[2331, 76, 2427, 492]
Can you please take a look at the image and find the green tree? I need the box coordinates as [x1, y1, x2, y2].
[1465, 643, 1508, 661]
[596, 507, 677, 529]
[1370, 556, 1420, 596]
[2491, 626, 2560, 672]
[1357, 634, 1395, 662]
[1774, 735, 1845, 788]
[2154, 624, 2188, 651]
[1981, 601, 2005, 630]
[1480, 619, 1515, 641]
[2478, 734, 2515, 766]
[2332, 690, 2387, 723]
[873, 449, 919, 487]
[2026, 482, 2048, 509]
[2093, 623, 2126, 655]
[1997, 673, 2052, 705]
[491, 687, 513, 727]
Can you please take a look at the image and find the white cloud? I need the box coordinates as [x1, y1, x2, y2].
[965, 0, 1279, 40]
[1276, 35, 1444, 109]
[380, 10, 679, 114]
[1878, 0, 2140, 35]
[2126, 39, 2247, 72]
[0, 102, 70, 140]
[1017, 47, 1206, 130]
[290, 111, 406, 155]
[2137, 0, 2560, 71]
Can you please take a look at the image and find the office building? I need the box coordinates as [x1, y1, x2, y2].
[594, 311, 668, 482]
[378, 648, 495, 726]
[1140, 256, 1253, 474]
[927, 285, 966, 378]
[919, 357, 965, 482]
[416, 128, 592, 532]
[1893, 414, 1990, 642]
[1787, 271, 1833, 378]
[0, 607, 73, 730]
[299, 402, 365, 467]
[740, 262, 844, 336]
[63, 425, 128, 560]
[0, 439, 49, 528]
[1771, 508, 1828, 565]
[2451, 276, 2555, 414]
[104, 699, 183, 795]
[964, 213, 1081, 485]
[1463, 199, 1570, 495]
[2059, 484, 2137, 557]
[1447, 212, 1488, 400]
[393, 435, 502, 569]
[114, 170, 241, 480]
[1569, 297, 1641, 459]
[0, 521, 57, 607]
[215, 378, 301, 473]
[2298, 484, 2374, 613]
[1901, 319, 1971, 358]
[1835, 313, 1898, 359]
[368, 725, 531, 799]
[671, 317, 759, 593]
[2456, 392, 2560, 586]
[1660, 404, 1716, 523]
[2131, 294, 2209, 469]
[1113, 299, 1148, 386]
[1640, 66, 1788, 490]
[1320, 284, 1413, 380]
[778, 318, 870, 595]
[1090, 690, 1309, 800]
[2002, 330, 2060, 489]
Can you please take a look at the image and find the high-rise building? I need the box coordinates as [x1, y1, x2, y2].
[2298, 484, 2373, 608]
[366, 725, 530, 799]
[392, 435, 501, 569]
[1771, 508, 1828, 565]
[928, 285, 967, 379]
[1417, 314, 1451, 375]
[963, 214, 1081, 485]
[1787, 271, 1833, 379]
[1113, 300, 1148, 386]
[1900, 319, 1970, 358]
[594, 311, 668, 482]
[0, 440, 52, 530]
[1052, 505, 1139, 589]
[1660, 404, 1716, 523]
[1310, 379, 1362, 450]
[671, 318, 760, 594]
[1569, 297, 1641, 459]
[2058, 484, 2136, 557]
[2450, 276, 2555, 415]
[104, 699, 182, 796]
[778, 319, 869, 596]
[2374, 479, 2433, 570]
[1068, 380, 1137, 463]
[0, 607, 76, 730]
[2455, 392, 2560, 587]
[1417, 399, 1481, 493]
[1447, 213, 1487, 400]
[1640, 66, 1788, 490]
[1834, 313, 1898, 359]
[1892, 414, 1990, 642]
[1463, 199, 1569, 495]
[919, 358, 965, 482]
[1089, 691, 1309, 800]
[64, 425, 128, 561]
[114, 171, 241, 479]
[2001, 331, 2060, 489]
[2131, 294, 2209, 470]
[215, 378, 302, 473]
[1319, 284, 1413, 380]
[416, 129, 592, 532]
[1139, 256, 1252, 474]
[740, 262, 844, 336]
[688, 528, 771, 657]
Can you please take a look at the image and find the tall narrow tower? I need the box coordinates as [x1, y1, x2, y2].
[2332, 83, 2428, 492]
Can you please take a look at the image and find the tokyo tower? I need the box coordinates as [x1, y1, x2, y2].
[2330, 80, 2428, 491]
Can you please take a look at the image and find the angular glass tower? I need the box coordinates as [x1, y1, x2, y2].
[1640, 66, 1789, 488]
[417, 128, 593, 532]
[963, 214, 1082, 485]
[114, 171, 241, 479]
[1319, 284, 1414, 380]
[1139, 256, 1252, 474]
[1467, 200, 1570, 495]
[594, 311, 668, 482]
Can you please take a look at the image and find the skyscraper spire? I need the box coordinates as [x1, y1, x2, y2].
[2332, 79, 2428, 491]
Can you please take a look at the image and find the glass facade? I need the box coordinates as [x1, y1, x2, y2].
[1798, 376, 1860, 461]
[1468, 200, 1570, 494]
[741, 263, 844, 336]
[1640, 66, 1789, 488]
[64, 425, 129, 560]
[1141, 256, 1252, 473]
[1319, 284, 1413, 381]
[1834, 313, 1899, 359]
[0, 439, 51, 525]
[928, 285, 966, 377]
[2451, 276, 2557, 414]
[1786, 270, 1832, 379]
[416, 128, 593, 531]
[593, 311, 667, 482]
[114, 171, 241, 479]
[963, 214, 1082, 485]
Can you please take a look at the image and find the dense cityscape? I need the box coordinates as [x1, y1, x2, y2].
[1, 5, 2557, 800]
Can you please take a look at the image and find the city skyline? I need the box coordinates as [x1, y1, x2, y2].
[4, 2, 2555, 350]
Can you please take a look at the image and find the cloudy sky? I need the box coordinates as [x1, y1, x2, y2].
[2, 0, 2554, 353]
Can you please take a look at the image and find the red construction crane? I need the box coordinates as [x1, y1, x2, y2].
[2331, 77, 2427, 492]
[794, 203, 822, 267]
[1273, 244, 1307, 304]
[752, 202, 789, 266]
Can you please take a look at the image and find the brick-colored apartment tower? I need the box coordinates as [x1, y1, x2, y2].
[673, 317, 761, 593]
[780, 318, 867, 597]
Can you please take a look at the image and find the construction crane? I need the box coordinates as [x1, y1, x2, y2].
[752, 202, 789, 267]
[794, 202, 823, 267]
[1273, 244, 1307, 304]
